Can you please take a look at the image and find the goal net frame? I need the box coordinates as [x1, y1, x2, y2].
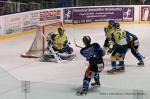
[21, 21, 63, 58]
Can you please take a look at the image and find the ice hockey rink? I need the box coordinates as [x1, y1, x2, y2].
[0, 23, 150, 99]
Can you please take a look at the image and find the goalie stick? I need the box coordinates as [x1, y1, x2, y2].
[139, 52, 145, 59]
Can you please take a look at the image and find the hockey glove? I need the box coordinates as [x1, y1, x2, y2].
[107, 48, 113, 54]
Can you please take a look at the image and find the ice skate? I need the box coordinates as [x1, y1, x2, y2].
[107, 68, 117, 74]
[137, 60, 144, 66]
[91, 81, 100, 87]
[76, 88, 88, 96]
[116, 66, 125, 72]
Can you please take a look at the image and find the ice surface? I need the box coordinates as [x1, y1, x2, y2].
[0, 24, 150, 99]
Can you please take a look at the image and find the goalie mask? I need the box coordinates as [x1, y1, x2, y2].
[58, 27, 65, 36]
[83, 35, 91, 46]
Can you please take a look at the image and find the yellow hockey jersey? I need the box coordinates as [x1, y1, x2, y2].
[111, 29, 127, 47]
[47, 31, 68, 50]
[104, 26, 115, 39]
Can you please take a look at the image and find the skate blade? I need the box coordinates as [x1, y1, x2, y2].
[107, 70, 125, 74]
[76, 91, 87, 96]
[91, 83, 101, 87]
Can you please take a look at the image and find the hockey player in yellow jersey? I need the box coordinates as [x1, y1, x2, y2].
[103, 20, 115, 52]
[41, 27, 75, 62]
[107, 22, 128, 74]
[46, 27, 73, 54]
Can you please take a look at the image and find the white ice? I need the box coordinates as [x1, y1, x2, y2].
[0, 24, 150, 99]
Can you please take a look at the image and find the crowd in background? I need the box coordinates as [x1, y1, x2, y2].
[0, 0, 150, 15]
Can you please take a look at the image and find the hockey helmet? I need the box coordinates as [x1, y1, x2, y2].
[83, 35, 91, 46]
[113, 22, 120, 29]
[58, 27, 64, 35]
[108, 19, 115, 25]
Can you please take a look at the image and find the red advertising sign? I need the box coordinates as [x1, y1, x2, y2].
[40, 9, 61, 21]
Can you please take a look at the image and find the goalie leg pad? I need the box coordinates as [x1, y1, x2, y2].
[40, 54, 55, 62]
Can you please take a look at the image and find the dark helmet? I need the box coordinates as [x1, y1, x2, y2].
[108, 19, 115, 25]
[83, 35, 91, 46]
[58, 27, 63, 32]
[113, 22, 120, 29]
[58, 27, 64, 35]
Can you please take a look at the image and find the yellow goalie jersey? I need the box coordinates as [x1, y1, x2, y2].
[47, 31, 68, 50]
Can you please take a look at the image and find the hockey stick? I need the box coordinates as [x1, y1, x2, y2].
[139, 53, 145, 59]
[73, 38, 83, 48]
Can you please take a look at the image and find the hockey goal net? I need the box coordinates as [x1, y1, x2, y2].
[21, 21, 63, 58]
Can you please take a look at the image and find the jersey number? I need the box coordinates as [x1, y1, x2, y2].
[117, 32, 127, 45]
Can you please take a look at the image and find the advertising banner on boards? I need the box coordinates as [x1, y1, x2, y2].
[0, 16, 6, 36]
[22, 11, 40, 31]
[5, 14, 22, 34]
[63, 9, 73, 24]
[64, 7, 134, 24]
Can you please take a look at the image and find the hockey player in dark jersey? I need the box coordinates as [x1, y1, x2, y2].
[76, 36, 105, 95]
[125, 31, 144, 66]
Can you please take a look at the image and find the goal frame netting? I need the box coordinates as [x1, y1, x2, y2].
[21, 21, 63, 58]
